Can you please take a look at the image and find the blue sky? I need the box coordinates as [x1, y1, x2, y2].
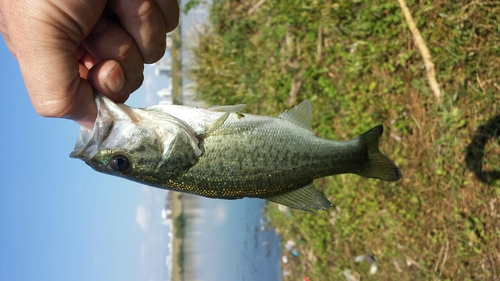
[0, 36, 282, 281]
[0, 5, 283, 281]
[0, 37, 170, 281]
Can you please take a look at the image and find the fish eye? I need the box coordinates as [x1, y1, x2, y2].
[110, 154, 130, 172]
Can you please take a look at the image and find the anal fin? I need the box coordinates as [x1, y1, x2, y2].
[266, 183, 332, 212]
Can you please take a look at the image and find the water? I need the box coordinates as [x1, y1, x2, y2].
[183, 195, 282, 281]
[172, 2, 281, 280]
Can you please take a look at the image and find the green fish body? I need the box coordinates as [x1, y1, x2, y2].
[71, 94, 402, 211]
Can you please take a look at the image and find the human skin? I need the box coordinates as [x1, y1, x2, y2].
[0, 0, 179, 128]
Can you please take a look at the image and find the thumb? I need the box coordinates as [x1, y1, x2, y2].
[2, 0, 107, 128]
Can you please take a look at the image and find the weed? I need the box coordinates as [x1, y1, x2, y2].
[188, 0, 500, 279]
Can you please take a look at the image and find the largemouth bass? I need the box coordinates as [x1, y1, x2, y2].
[71, 94, 402, 211]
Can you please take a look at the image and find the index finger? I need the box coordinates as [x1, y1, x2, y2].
[108, 0, 179, 63]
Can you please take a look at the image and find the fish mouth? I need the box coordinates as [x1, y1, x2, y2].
[69, 93, 118, 160]
[69, 121, 112, 161]
[69, 126, 97, 160]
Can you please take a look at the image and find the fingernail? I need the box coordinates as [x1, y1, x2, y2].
[105, 63, 124, 93]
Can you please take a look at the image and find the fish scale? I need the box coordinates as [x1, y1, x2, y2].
[71, 93, 402, 211]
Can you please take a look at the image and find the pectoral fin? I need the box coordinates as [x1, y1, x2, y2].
[198, 104, 246, 136]
[266, 183, 332, 212]
[198, 112, 230, 136]
[208, 104, 246, 112]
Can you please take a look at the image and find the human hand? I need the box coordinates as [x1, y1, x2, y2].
[0, 0, 179, 128]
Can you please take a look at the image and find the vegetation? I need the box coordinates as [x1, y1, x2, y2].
[170, 193, 184, 281]
[171, 23, 183, 105]
[188, 0, 500, 280]
[176, 247, 185, 275]
[174, 213, 186, 239]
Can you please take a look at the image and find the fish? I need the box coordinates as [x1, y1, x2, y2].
[70, 93, 402, 211]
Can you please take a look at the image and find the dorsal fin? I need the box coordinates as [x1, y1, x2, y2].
[278, 100, 313, 131]
[208, 104, 246, 112]
[266, 182, 332, 212]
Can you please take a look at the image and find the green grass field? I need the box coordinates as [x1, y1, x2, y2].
[187, 0, 500, 279]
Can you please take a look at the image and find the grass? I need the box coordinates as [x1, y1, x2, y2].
[186, 0, 500, 279]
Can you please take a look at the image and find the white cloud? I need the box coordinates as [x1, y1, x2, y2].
[136, 205, 150, 230]
[143, 71, 156, 105]
[214, 204, 227, 224]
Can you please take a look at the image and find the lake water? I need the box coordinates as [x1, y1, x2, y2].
[182, 195, 282, 281]
[165, 2, 281, 280]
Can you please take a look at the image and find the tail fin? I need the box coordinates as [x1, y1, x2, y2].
[357, 125, 402, 181]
